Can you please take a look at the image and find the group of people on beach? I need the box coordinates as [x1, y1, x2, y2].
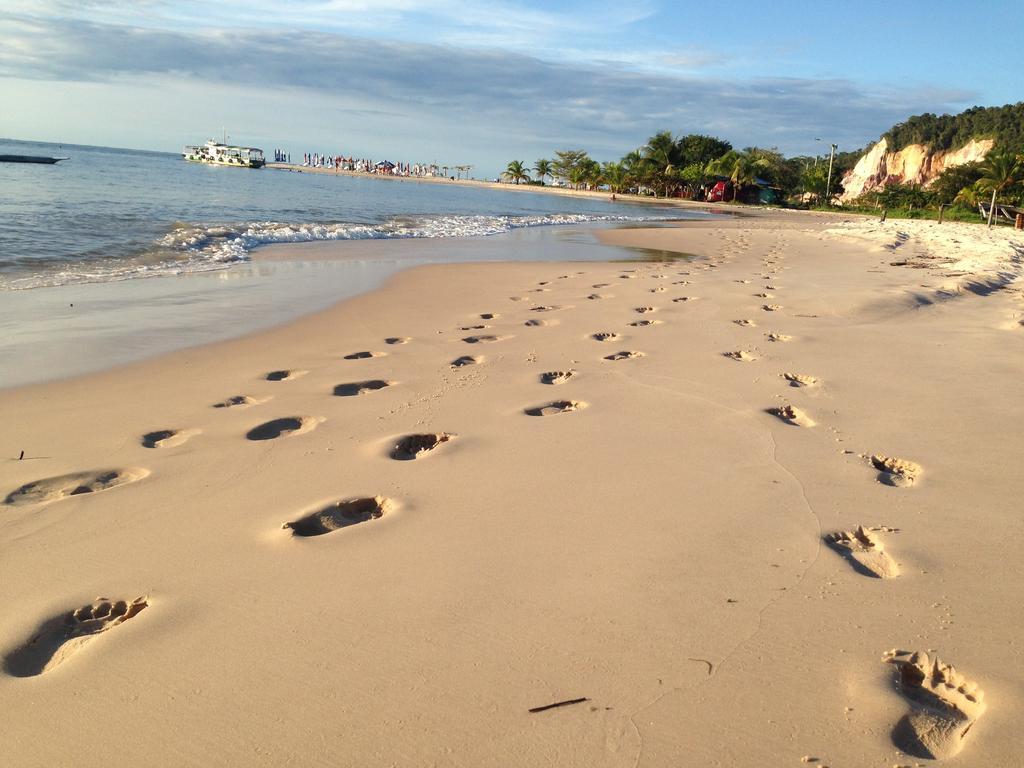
[293, 152, 457, 179]
[272, 149, 290, 163]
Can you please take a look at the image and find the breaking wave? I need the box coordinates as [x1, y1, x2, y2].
[3, 212, 683, 290]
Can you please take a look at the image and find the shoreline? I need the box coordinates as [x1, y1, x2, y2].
[268, 161, 729, 210]
[0, 221, 705, 391]
[1, 215, 1021, 766]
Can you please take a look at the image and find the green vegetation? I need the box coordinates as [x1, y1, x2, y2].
[532, 158, 552, 184]
[882, 102, 1024, 153]
[511, 103, 1024, 226]
[503, 160, 530, 185]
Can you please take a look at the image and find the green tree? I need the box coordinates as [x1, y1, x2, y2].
[643, 130, 681, 197]
[678, 163, 707, 197]
[800, 163, 832, 202]
[568, 164, 589, 189]
[676, 134, 732, 168]
[977, 150, 1022, 225]
[954, 181, 984, 209]
[931, 162, 984, 205]
[552, 150, 591, 184]
[706, 150, 767, 201]
[580, 157, 603, 189]
[533, 159, 552, 184]
[504, 160, 530, 185]
[602, 162, 628, 193]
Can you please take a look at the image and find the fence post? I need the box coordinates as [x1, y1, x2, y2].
[938, 204, 945, 224]
[1016, 213, 1023, 230]
[881, 210, 887, 223]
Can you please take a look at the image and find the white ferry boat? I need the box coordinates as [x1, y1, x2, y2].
[182, 139, 265, 168]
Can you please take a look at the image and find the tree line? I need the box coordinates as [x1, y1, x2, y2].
[504, 118, 1024, 220]
[504, 131, 847, 203]
[882, 103, 1024, 154]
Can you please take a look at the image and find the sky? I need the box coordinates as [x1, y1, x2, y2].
[0, 0, 1020, 176]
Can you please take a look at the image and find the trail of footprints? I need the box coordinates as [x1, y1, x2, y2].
[720, 239, 981, 762]
[2, 260, 983, 765]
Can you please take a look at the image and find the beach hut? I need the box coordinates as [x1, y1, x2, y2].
[375, 160, 396, 174]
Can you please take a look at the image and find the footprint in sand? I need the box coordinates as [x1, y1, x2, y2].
[604, 351, 644, 361]
[283, 496, 392, 537]
[735, 319, 757, 327]
[530, 305, 568, 313]
[246, 416, 321, 441]
[672, 297, 696, 303]
[462, 334, 507, 344]
[672, 280, 690, 285]
[459, 324, 488, 331]
[213, 395, 269, 409]
[390, 432, 454, 460]
[530, 287, 551, 293]
[141, 429, 200, 449]
[762, 304, 783, 312]
[333, 380, 393, 396]
[754, 292, 773, 298]
[881, 649, 986, 760]
[782, 373, 819, 387]
[265, 369, 307, 382]
[629, 319, 660, 327]
[619, 274, 636, 280]
[592, 332, 619, 342]
[540, 370, 575, 385]
[634, 307, 656, 314]
[592, 283, 611, 288]
[451, 355, 481, 367]
[526, 319, 557, 327]
[649, 286, 665, 293]
[723, 350, 757, 362]
[3, 597, 148, 677]
[344, 351, 385, 360]
[385, 337, 410, 345]
[767, 405, 814, 427]
[5, 469, 149, 506]
[827, 526, 899, 578]
[587, 293, 612, 300]
[509, 296, 528, 302]
[524, 400, 586, 417]
[479, 313, 498, 320]
[871, 455, 922, 487]
[766, 333, 792, 342]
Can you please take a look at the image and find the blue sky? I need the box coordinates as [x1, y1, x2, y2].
[0, 1, 1019, 176]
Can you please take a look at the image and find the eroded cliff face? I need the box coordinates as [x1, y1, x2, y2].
[840, 137, 994, 201]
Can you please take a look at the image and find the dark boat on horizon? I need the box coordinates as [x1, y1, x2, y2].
[0, 154, 67, 164]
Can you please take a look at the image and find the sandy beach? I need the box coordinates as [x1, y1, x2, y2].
[1, 213, 1022, 767]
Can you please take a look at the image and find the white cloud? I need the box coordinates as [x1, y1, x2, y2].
[0, 10, 979, 173]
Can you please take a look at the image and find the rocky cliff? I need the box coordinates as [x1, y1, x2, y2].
[840, 137, 993, 201]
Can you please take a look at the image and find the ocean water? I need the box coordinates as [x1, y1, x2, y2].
[0, 139, 705, 290]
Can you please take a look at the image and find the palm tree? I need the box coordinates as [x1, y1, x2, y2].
[643, 130, 679, 197]
[504, 160, 530, 185]
[602, 162, 627, 193]
[533, 159, 552, 184]
[568, 165, 589, 190]
[954, 181, 983, 209]
[706, 150, 768, 202]
[729, 154, 761, 201]
[977, 151, 1022, 226]
[621, 150, 645, 193]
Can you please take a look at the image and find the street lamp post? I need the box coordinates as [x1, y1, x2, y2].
[825, 143, 838, 203]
